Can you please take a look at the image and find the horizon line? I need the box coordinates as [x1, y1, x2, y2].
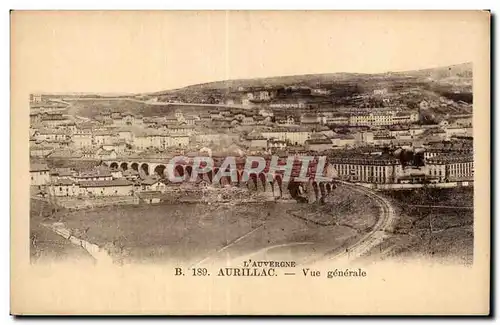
[38, 61, 472, 96]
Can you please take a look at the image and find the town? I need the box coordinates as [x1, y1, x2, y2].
[29, 80, 474, 209]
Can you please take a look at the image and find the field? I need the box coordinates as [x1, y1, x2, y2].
[45, 185, 379, 265]
[288, 186, 379, 229]
[366, 187, 474, 264]
[30, 200, 94, 264]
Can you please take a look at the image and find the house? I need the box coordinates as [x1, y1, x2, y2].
[40, 112, 72, 128]
[268, 139, 287, 150]
[81, 147, 98, 159]
[49, 179, 80, 197]
[94, 130, 118, 145]
[259, 109, 274, 117]
[184, 116, 197, 125]
[101, 141, 128, 154]
[305, 138, 333, 152]
[261, 127, 311, 146]
[123, 169, 140, 181]
[140, 178, 167, 193]
[95, 147, 118, 160]
[325, 114, 349, 126]
[72, 132, 93, 148]
[242, 116, 255, 125]
[110, 168, 123, 179]
[276, 115, 296, 126]
[79, 179, 134, 196]
[330, 134, 357, 148]
[353, 132, 374, 144]
[46, 148, 83, 160]
[300, 113, 320, 125]
[137, 191, 163, 204]
[30, 144, 53, 158]
[170, 135, 190, 148]
[311, 88, 331, 96]
[34, 129, 70, 142]
[49, 168, 74, 181]
[117, 129, 134, 143]
[74, 167, 113, 182]
[247, 135, 268, 149]
[30, 163, 50, 186]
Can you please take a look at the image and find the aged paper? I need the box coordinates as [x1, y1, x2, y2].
[11, 10, 490, 315]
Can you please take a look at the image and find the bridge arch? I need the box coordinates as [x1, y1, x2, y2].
[174, 165, 184, 178]
[272, 174, 283, 198]
[140, 163, 150, 176]
[318, 182, 327, 204]
[220, 175, 232, 186]
[154, 164, 167, 178]
[185, 166, 193, 179]
[258, 173, 268, 191]
[247, 173, 258, 191]
[110, 162, 119, 169]
[120, 162, 128, 171]
[131, 162, 139, 171]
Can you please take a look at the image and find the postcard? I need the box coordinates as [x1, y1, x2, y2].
[11, 10, 490, 315]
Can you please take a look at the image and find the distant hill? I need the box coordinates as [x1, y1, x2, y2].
[62, 63, 473, 119]
[146, 62, 472, 96]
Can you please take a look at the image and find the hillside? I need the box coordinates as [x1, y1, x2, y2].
[147, 62, 472, 96]
[57, 63, 472, 119]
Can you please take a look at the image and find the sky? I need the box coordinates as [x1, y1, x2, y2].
[11, 10, 488, 94]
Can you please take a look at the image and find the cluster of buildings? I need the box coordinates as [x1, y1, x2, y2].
[29, 89, 474, 197]
[31, 163, 168, 199]
[330, 148, 473, 185]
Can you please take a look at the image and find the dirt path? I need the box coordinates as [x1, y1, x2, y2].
[41, 222, 114, 265]
[321, 181, 396, 264]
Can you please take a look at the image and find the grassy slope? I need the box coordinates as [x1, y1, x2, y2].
[368, 187, 474, 264]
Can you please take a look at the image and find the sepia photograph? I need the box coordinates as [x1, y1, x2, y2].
[11, 10, 491, 315]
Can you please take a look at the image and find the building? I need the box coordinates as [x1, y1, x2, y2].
[300, 113, 321, 125]
[426, 154, 474, 182]
[30, 94, 42, 103]
[305, 138, 333, 152]
[72, 132, 93, 148]
[325, 115, 349, 126]
[261, 127, 311, 145]
[74, 167, 113, 182]
[33, 129, 70, 142]
[269, 103, 306, 109]
[311, 88, 331, 96]
[94, 130, 118, 146]
[49, 179, 80, 197]
[140, 178, 167, 193]
[123, 169, 140, 181]
[329, 134, 357, 148]
[79, 179, 134, 196]
[137, 191, 163, 204]
[348, 110, 418, 127]
[354, 132, 374, 144]
[30, 163, 51, 186]
[349, 112, 394, 127]
[329, 154, 402, 184]
[30, 144, 54, 158]
[94, 147, 118, 160]
[247, 135, 268, 149]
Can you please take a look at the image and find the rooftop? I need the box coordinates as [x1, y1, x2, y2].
[79, 179, 133, 188]
[30, 163, 49, 172]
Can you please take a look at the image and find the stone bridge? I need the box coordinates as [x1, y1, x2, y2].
[102, 157, 337, 203]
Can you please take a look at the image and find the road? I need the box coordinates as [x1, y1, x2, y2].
[192, 182, 396, 267]
[318, 181, 396, 264]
